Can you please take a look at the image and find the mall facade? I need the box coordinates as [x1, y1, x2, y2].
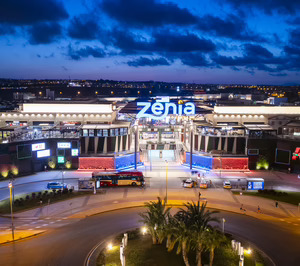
[0, 98, 299, 176]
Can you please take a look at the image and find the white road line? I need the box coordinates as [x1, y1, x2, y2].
[35, 226, 41, 229]
[49, 221, 55, 224]
[28, 228, 33, 230]
[42, 224, 48, 226]
[56, 220, 62, 222]
[30, 221, 37, 224]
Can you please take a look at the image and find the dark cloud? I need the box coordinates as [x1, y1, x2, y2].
[0, 0, 68, 25]
[67, 45, 106, 60]
[68, 15, 101, 40]
[0, 25, 15, 35]
[178, 53, 211, 67]
[153, 31, 216, 53]
[127, 57, 170, 67]
[269, 73, 287, 76]
[284, 45, 300, 55]
[244, 43, 273, 58]
[289, 28, 300, 47]
[286, 17, 300, 25]
[101, 0, 197, 27]
[28, 22, 62, 44]
[221, 0, 300, 14]
[197, 15, 266, 42]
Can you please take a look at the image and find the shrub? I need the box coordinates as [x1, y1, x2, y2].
[69, 188, 73, 194]
[25, 195, 30, 201]
[32, 192, 36, 199]
[19, 198, 24, 206]
[62, 188, 68, 194]
[14, 199, 20, 206]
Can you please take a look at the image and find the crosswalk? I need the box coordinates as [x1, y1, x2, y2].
[0, 217, 80, 231]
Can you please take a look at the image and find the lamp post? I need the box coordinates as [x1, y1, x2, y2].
[222, 218, 226, 233]
[8, 182, 14, 241]
[165, 160, 168, 204]
[190, 124, 193, 170]
[134, 125, 138, 170]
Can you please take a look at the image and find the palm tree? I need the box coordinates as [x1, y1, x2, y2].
[204, 229, 226, 266]
[139, 197, 171, 244]
[179, 201, 220, 266]
[167, 216, 193, 266]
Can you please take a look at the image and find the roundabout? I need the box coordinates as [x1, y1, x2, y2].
[0, 205, 299, 266]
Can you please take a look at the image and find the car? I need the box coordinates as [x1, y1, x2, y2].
[223, 181, 232, 189]
[47, 182, 68, 190]
[199, 179, 208, 189]
[183, 178, 197, 188]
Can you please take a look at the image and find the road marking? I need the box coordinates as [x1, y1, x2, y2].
[35, 226, 41, 229]
[293, 224, 298, 226]
[56, 219, 62, 222]
[279, 219, 285, 221]
[45, 218, 51, 220]
[23, 224, 29, 226]
[42, 224, 48, 226]
[50, 221, 55, 224]
[113, 201, 119, 204]
[28, 228, 33, 230]
[62, 218, 68, 220]
[30, 221, 37, 224]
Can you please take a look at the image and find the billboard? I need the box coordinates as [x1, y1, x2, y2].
[37, 149, 50, 158]
[32, 143, 45, 151]
[247, 181, 264, 190]
[71, 149, 79, 156]
[57, 142, 71, 149]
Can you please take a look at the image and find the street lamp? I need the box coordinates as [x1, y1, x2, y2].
[190, 124, 193, 170]
[8, 182, 14, 241]
[222, 218, 226, 233]
[165, 160, 168, 204]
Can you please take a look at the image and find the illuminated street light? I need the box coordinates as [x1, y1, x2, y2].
[245, 248, 252, 255]
[141, 227, 147, 235]
[165, 160, 168, 204]
[107, 243, 113, 250]
[8, 181, 14, 241]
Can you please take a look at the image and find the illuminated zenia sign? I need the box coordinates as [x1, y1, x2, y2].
[137, 102, 195, 120]
[57, 142, 71, 149]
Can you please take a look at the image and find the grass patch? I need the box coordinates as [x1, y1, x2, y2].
[0, 190, 99, 214]
[233, 190, 300, 205]
[97, 229, 267, 266]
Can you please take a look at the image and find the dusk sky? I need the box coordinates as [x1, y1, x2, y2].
[0, 0, 300, 84]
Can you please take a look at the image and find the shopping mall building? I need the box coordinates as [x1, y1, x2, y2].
[0, 97, 299, 176]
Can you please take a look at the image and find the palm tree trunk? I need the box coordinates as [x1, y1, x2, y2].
[209, 247, 215, 266]
[182, 241, 190, 266]
[152, 234, 157, 244]
[166, 234, 171, 249]
[196, 243, 203, 266]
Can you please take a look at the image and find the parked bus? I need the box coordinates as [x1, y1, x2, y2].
[91, 171, 145, 188]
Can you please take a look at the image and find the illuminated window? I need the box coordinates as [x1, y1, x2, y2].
[83, 129, 88, 137]
[103, 129, 108, 137]
[97, 129, 102, 136]
[89, 129, 95, 137]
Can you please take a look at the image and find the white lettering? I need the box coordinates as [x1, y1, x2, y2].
[136, 102, 195, 120]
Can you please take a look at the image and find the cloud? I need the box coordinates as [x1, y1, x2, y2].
[178, 53, 211, 67]
[289, 28, 300, 47]
[101, 0, 197, 27]
[28, 22, 62, 44]
[68, 15, 101, 40]
[220, 0, 300, 14]
[0, 0, 68, 25]
[197, 15, 266, 42]
[127, 56, 170, 67]
[0, 25, 15, 35]
[153, 31, 216, 53]
[269, 73, 287, 76]
[67, 45, 106, 60]
[286, 17, 300, 25]
[244, 43, 273, 58]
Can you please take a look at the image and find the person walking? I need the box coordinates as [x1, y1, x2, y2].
[240, 204, 243, 211]
[258, 205, 261, 213]
[275, 201, 278, 208]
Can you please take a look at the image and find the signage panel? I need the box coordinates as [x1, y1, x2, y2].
[247, 181, 264, 190]
[137, 102, 195, 120]
[57, 156, 65, 163]
[71, 149, 79, 156]
[57, 142, 71, 149]
[32, 143, 45, 151]
[37, 149, 50, 158]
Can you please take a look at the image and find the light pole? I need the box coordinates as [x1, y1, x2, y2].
[190, 124, 193, 170]
[219, 151, 223, 178]
[222, 218, 226, 233]
[165, 160, 168, 204]
[8, 182, 14, 241]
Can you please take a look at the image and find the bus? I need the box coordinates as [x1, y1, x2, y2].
[92, 171, 145, 188]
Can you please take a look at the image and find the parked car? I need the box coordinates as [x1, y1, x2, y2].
[223, 181, 232, 189]
[47, 182, 68, 190]
[182, 178, 197, 188]
[199, 179, 208, 189]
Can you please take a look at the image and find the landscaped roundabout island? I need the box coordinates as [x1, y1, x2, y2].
[97, 198, 270, 266]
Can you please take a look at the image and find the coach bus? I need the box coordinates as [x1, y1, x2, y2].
[91, 171, 145, 188]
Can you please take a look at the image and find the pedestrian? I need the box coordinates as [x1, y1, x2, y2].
[240, 204, 243, 211]
[275, 201, 278, 208]
[198, 192, 201, 202]
[258, 205, 260, 213]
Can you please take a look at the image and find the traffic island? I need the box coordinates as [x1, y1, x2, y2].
[0, 230, 44, 244]
[96, 229, 268, 266]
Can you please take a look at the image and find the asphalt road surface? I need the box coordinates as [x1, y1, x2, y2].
[0, 207, 299, 266]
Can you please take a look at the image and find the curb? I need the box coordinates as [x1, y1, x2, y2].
[0, 231, 45, 246]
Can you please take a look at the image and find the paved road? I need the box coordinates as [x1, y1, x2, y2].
[0, 166, 299, 201]
[0, 207, 299, 266]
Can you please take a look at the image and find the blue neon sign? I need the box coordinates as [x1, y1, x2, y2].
[136, 102, 195, 120]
